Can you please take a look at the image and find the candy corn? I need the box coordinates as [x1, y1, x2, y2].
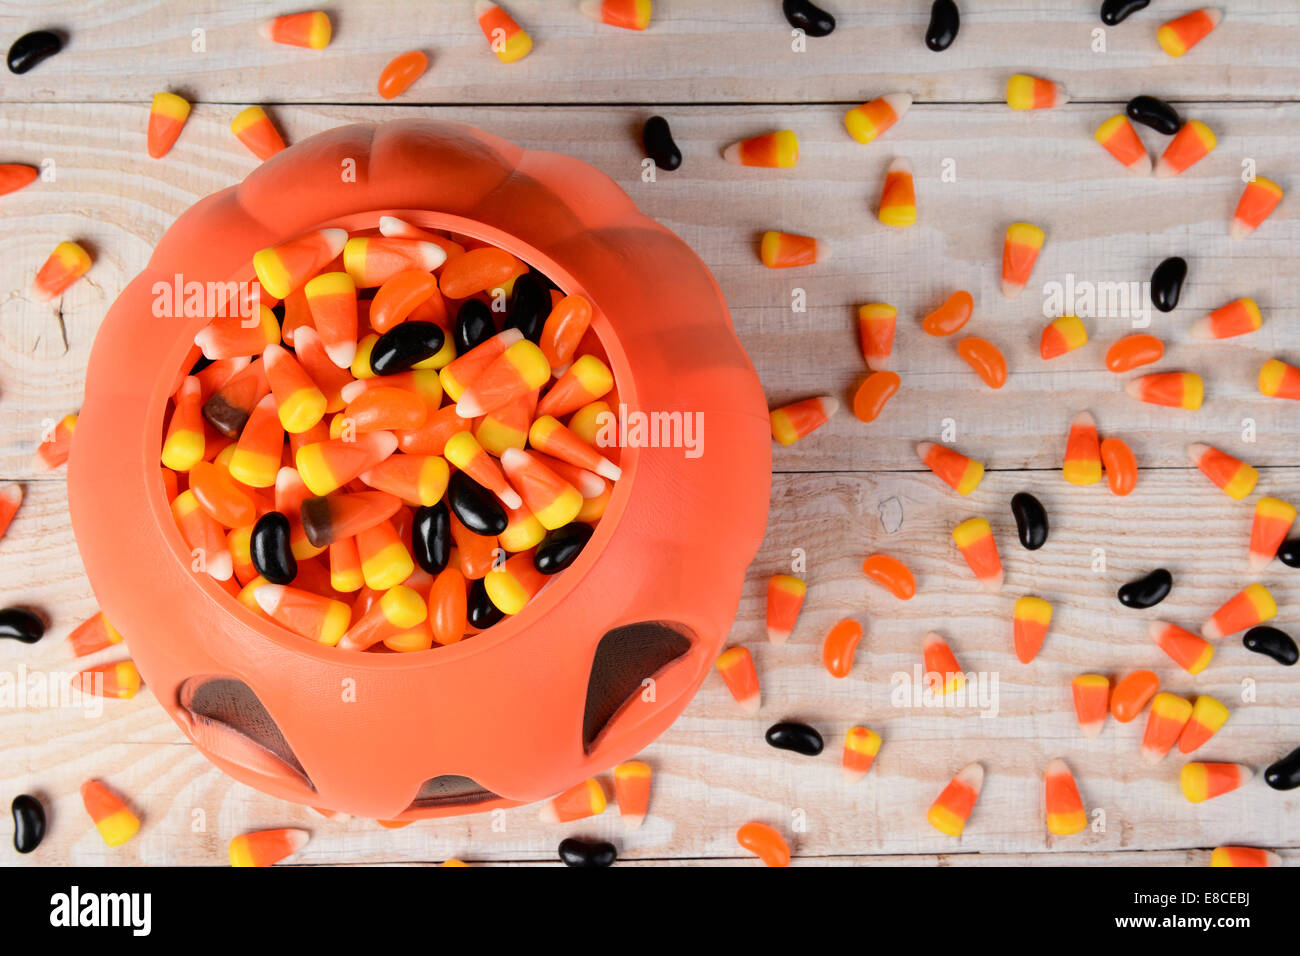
[355, 519, 415, 591]
[540, 777, 606, 823]
[715, 645, 760, 712]
[1155, 120, 1216, 178]
[254, 584, 351, 645]
[1178, 696, 1229, 754]
[229, 828, 310, 867]
[1230, 177, 1283, 239]
[457, 340, 550, 418]
[1149, 621, 1214, 675]
[759, 230, 824, 268]
[264, 344, 327, 433]
[1211, 846, 1281, 868]
[613, 761, 651, 828]
[952, 517, 1002, 591]
[1158, 8, 1221, 58]
[147, 92, 191, 159]
[927, 763, 983, 837]
[822, 618, 863, 679]
[304, 272, 359, 369]
[917, 442, 984, 495]
[477, 2, 532, 64]
[1006, 74, 1067, 110]
[844, 93, 911, 144]
[1110, 670, 1158, 723]
[1063, 411, 1102, 485]
[68, 612, 123, 657]
[528, 415, 620, 481]
[1072, 674, 1109, 738]
[194, 305, 281, 361]
[72, 661, 142, 700]
[264, 11, 331, 49]
[1202, 583, 1276, 640]
[842, 727, 882, 783]
[0, 481, 26, 539]
[445, 432, 523, 509]
[1181, 762, 1250, 803]
[1249, 497, 1296, 571]
[1125, 372, 1203, 410]
[877, 158, 916, 227]
[1013, 596, 1052, 664]
[923, 631, 965, 695]
[722, 130, 799, 168]
[1001, 222, 1044, 298]
[162, 376, 206, 471]
[484, 551, 548, 614]
[296, 432, 398, 497]
[736, 821, 790, 867]
[254, 229, 348, 301]
[580, 0, 652, 30]
[1141, 693, 1193, 763]
[1192, 297, 1261, 340]
[500, 448, 582, 529]
[770, 395, 836, 446]
[36, 413, 76, 470]
[1258, 358, 1300, 400]
[80, 780, 140, 847]
[861, 554, 915, 600]
[0, 163, 38, 196]
[344, 237, 447, 289]
[765, 574, 806, 645]
[441, 329, 523, 401]
[1187, 443, 1257, 500]
[231, 106, 286, 161]
[535, 355, 612, 418]
[31, 241, 91, 300]
[171, 490, 234, 579]
[1044, 759, 1087, 835]
[1094, 114, 1151, 174]
[339, 584, 426, 651]
[857, 303, 897, 370]
[1040, 315, 1087, 359]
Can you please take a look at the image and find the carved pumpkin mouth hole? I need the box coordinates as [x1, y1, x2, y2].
[582, 621, 693, 752]
[405, 774, 500, 811]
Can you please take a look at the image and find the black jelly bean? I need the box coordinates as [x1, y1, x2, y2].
[11, 795, 45, 854]
[448, 472, 507, 536]
[467, 577, 505, 630]
[782, 0, 835, 38]
[1126, 95, 1181, 135]
[454, 299, 494, 354]
[505, 275, 548, 343]
[1278, 538, 1300, 568]
[412, 501, 451, 575]
[925, 0, 959, 52]
[250, 512, 296, 585]
[1243, 626, 1298, 666]
[642, 116, 682, 172]
[1100, 0, 1149, 26]
[370, 321, 445, 376]
[534, 523, 594, 575]
[558, 837, 617, 868]
[7, 30, 62, 75]
[0, 607, 44, 645]
[1264, 745, 1300, 791]
[1117, 568, 1172, 609]
[1150, 257, 1187, 313]
[1010, 492, 1048, 551]
[765, 721, 823, 756]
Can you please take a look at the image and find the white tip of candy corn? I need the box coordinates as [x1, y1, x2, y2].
[883, 92, 913, 121]
[253, 584, 285, 615]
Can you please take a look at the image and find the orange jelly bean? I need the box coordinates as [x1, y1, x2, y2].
[821, 618, 863, 678]
[377, 50, 428, 99]
[1110, 669, 1159, 723]
[851, 371, 901, 422]
[1099, 437, 1137, 497]
[922, 290, 973, 336]
[861, 554, 915, 599]
[956, 336, 1006, 389]
[1105, 334, 1164, 373]
[736, 821, 790, 867]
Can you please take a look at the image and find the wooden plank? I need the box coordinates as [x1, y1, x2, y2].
[0, 102, 1296, 479]
[1, 1, 1299, 106]
[5, 471, 1297, 865]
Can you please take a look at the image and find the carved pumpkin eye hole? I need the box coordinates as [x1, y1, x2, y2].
[582, 622, 693, 752]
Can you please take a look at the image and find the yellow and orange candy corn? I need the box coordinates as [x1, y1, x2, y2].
[1005, 74, 1068, 110]
[339, 585, 426, 651]
[1178, 696, 1229, 754]
[68, 612, 123, 658]
[1063, 411, 1102, 485]
[457, 340, 551, 418]
[1149, 621, 1214, 675]
[296, 432, 397, 497]
[715, 645, 760, 712]
[1001, 222, 1044, 298]
[1141, 692, 1193, 763]
[304, 272, 359, 368]
[1231, 177, 1283, 239]
[344, 237, 447, 289]
[359, 454, 450, 508]
[916, 441, 984, 495]
[254, 228, 348, 300]
[1040, 315, 1087, 359]
[736, 821, 790, 867]
[540, 777, 606, 823]
[500, 448, 582, 529]
[770, 395, 837, 446]
[923, 631, 965, 695]
[1125, 371, 1203, 410]
[857, 303, 897, 370]
[356, 519, 414, 590]
[37, 413, 76, 470]
[613, 760, 651, 828]
[722, 130, 799, 169]
[1155, 120, 1216, 178]
[225, 394, 282, 488]
[759, 230, 825, 268]
[1249, 497, 1296, 571]
[535, 354, 613, 419]
[877, 158, 916, 227]
[844, 93, 911, 144]
[765, 573, 806, 645]
[81, 780, 140, 847]
[329, 538, 362, 592]
[1192, 297, 1261, 340]
[32, 241, 91, 300]
[528, 414, 620, 481]
[1158, 8, 1221, 58]
[231, 106, 286, 161]
[953, 517, 1002, 591]
[230, 828, 311, 867]
[1094, 114, 1151, 174]
[485, 551, 549, 614]
[441, 329, 522, 401]
[0, 482, 22, 542]
[1211, 846, 1281, 868]
[1110, 669, 1158, 723]
[1187, 443, 1257, 499]
[1181, 761, 1250, 803]
[1072, 674, 1110, 738]
[194, 305, 281, 361]
[1258, 358, 1300, 400]
[1202, 583, 1276, 640]
[264, 11, 331, 49]
[73, 661, 142, 700]
[581, 0, 652, 30]
[1013, 596, 1052, 664]
[162, 376, 205, 471]
[842, 727, 882, 783]
[861, 554, 915, 600]
[1044, 759, 1087, 836]
[147, 92, 190, 159]
[927, 763, 983, 837]
[445, 432, 523, 509]
[822, 618, 862, 679]
[254, 584, 351, 645]
[343, 386, 428, 434]
[1100, 437, 1137, 497]
[264, 343, 327, 433]
[477, 1, 532, 63]
[171, 489, 234, 579]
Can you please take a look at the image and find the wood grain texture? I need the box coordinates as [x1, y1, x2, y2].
[1, 1, 1299, 105]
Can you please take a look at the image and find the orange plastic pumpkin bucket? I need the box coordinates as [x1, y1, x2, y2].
[68, 120, 770, 820]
